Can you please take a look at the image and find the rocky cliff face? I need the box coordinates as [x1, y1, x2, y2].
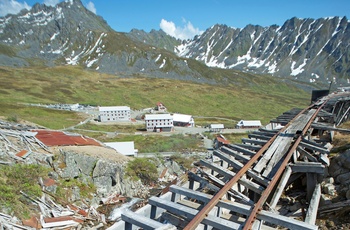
[53, 149, 148, 198]
[175, 17, 350, 85]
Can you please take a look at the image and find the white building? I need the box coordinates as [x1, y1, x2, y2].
[172, 113, 195, 127]
[104, 141, 138, 157]
[98, 106, 131, 122]
[145, 114, 173, 132]
[236, 120, 262, 129]
[210, 124, 224, 132]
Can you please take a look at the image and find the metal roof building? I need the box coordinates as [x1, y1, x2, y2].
[104, 141, 137, 157]
[236, 120, 262, 129]
[172, 113, 195, 127]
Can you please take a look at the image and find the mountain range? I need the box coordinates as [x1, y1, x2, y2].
[0, 0, 349, 88]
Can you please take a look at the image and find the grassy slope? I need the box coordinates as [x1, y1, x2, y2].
[0, 65, 310, 129]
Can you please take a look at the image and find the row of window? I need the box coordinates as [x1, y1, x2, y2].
[147, 122, 173, 126]
[104, 114, 131, 117]
[102, 111, 130, 114]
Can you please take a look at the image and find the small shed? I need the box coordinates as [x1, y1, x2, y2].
[236, 120, 262, 129]
[209, 124, 224, 132]
[155, 102, 167, 112]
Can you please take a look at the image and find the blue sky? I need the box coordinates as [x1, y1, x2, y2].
[1, 0, 350, 39]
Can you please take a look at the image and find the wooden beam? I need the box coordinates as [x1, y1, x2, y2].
[228, 144, 257, 156]
[299, 140, 329, 154]
[236, 143, 261, 152]
[241, 138, 267, 146]
[169, 185, 318, 230]
[148, 197, 241, 230]
[269, 166, 292, 209]
[221, 146, 250, 162]
[121, 209, 175, 230]
[290, 162, 325, 174]
[213, 150, 270, 186]
[248, 133, 271, 141]
[199, 160, 265, 194]
[304, 183, 321, 225]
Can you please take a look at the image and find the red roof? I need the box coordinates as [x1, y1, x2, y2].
[16, 150, 28, 158]
[33, 130, 101, 147]
[216, 136, 230, 145]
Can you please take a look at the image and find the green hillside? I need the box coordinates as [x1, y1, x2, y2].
[0, 65, 310, 129]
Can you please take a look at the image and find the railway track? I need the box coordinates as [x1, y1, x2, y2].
[113, 90, 350, 230]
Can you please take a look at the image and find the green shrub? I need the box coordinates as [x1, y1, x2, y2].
[0, 164, 50, 218]
[6, 114, 18, 123]
[125, 158, 158, 184]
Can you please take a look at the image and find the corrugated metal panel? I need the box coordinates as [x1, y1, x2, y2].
[33, 130, 101, 147]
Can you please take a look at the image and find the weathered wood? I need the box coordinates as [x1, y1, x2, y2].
[169, 185, 318, 230]
[213, 150, 270, 186]
[227, 144, 257, 156]
[251, 131, 275, 137]
[187, 171, 252, 204]
[299, 139, 329, 154]
[248, 133, 271, 141]
[269, 166, 292, 209]
[241, 138, 267, 146]
[236, 143, 262, 151]
[221, 146, 251, 162]
[311, 123, 350, 133]
[290, 162, 325, 174]
[307, 173, 317, 201]
[148, 197, 241, 230]
[304, 183, 321, 225]
[199, 160, 265, 194]
[121, 209, 175, 230]
[297, 146, 318, 162]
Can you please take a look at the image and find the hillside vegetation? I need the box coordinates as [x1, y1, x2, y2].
[0, 65, 310, 129]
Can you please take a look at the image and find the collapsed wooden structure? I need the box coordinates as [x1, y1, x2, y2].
[120, 90, 350, 230]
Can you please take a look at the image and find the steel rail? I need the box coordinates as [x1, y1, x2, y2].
[183, 104, 315, 230]
[242, 100, 328, 230]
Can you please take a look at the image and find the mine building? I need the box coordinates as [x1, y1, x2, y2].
[145, 114, 173, 132]
[98, 106, 131, 122]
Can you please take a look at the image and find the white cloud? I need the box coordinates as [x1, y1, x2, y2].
[0, 0, 31, 17]
[160, 18, 203, 40]
[43, 0, 59, 6]
[85, 1, 96, 14]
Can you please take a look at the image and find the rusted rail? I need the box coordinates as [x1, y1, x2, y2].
[243, 100, 327, 229]
[183, 103, 317, 230]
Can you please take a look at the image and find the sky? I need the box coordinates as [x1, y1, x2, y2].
[0, 0, 350, 40]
